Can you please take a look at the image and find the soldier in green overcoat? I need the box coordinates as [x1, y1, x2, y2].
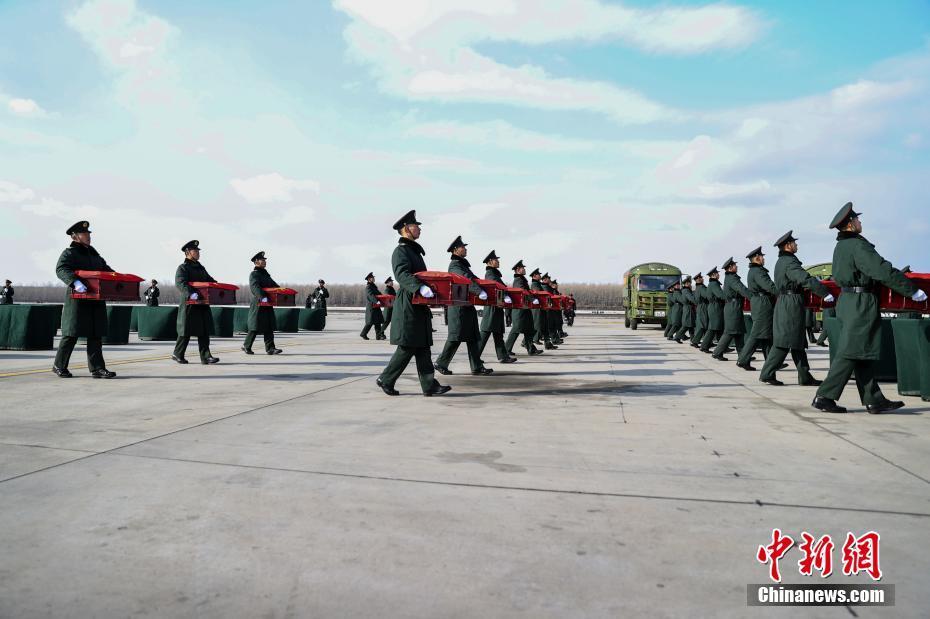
[143, 280, 159, 307]
[173, 240, 220, 364]
[815, 305, 835, 346]
[690, 273, 708, 347]
[699, 267, 725, 352]
[664, 281, 681, 339]
[242, 251, 282, 355]
[52, 220, 117, 378]
[712, 258, 751, 360]
[813, 204, 924, 413]
[376, 210, 451, 397]
[541, 273, 562, 345]
[360, 273, 385, 340]
[529, 268, 557, 349]
[382, 277, 397, 330]
[306, 279, 329, 313]
[434, 236, 492, 375]
[758, 232, 832, 386]
[674, 276, 695, 343]
[505, 260, 543, 356]
[477, 250, 516, 364]
[736, 247, 777, 371]
[551, 280, 567, 339]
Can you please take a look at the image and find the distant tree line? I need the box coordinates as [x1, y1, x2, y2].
[11, 281, 624, 310]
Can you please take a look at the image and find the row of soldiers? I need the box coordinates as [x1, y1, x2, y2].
[660, 202, 927, 414]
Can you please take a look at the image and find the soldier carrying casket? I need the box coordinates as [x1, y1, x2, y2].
[243, 251, 283, 355]
[173, 240, 220, 365]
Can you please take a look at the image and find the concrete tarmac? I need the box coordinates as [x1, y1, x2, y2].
[1, 314, 928, 617]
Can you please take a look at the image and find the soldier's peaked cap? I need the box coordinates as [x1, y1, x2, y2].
[707, 266, 719, 275]
[392, 209, 422, 231]
[721, 257, 736, 270]
[512, 259, 525, 271]
[483, 249, 499, 264]
[66, 220, 91, 235]
[251, 251, 266, 262]
[365, 272, 374, 280]
[829, 201, 860, 229]
[446, 235, 467, 252]
[181, 239, 200, 252]
[682, 275, 692, 283]
[746, 246, 764, 259]
[667, 282, 678, 291]
[529, 268, 541, 277]
[384, 277, 393, 283]
[774, 230, 797, 247]
[542, 272, 550, 279]
[694, 272, 703, 279]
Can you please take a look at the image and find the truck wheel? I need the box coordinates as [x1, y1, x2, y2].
[630, 318, 638, 330]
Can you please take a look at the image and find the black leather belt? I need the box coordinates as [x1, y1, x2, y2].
[841, 286, 871, 293]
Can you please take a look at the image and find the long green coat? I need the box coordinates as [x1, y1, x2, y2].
[176, 259, 216, 336]
[480, 267, 505, 333]
[746, 263, 777, 339]
[679, 287, 695, 328]
[530, 278, 547, 332]
[706, 279, 725, 330]
[694, 283, 709, 330]
[831, 232, 916, 360]
[247, 267, 278, 332]
[510, 274, 534, 335]
[390, 237, 433, 348]
[543, 282, 560, 331]
[446, 255, 482, 342]
[383, 284, 396, 324]
[306, 286, 329, 313]
[365, 282, 384, 325]
[771, 252, 830, 350]
[722, 271, 751, 334]
[56, 242, 112, 338]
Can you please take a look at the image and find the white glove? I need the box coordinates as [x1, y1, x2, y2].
[823, 294, 835, 303]
[418, 285, 434, 299]
[73, 281, 87, 293]
[913, 290, 928, 302]
[189, 292, 199, 300]
[532, 298, 540, 305]
[478, 291, 488, 300]
[261, 297, 268, 303]
[504, 295, 512, 303]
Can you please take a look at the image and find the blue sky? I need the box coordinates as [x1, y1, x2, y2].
[1, 0, 928, 285]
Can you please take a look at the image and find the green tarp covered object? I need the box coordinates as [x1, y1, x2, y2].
[209, 306, 236, 338]
[129, 305, 141, 332]
[824, 316, 897, 382]
[233, 307, 249, 334]
[0, 304, 62, 350]
[137, 306, 178, 341]
[298, 307, 326, 331]
[890, 318, 930, 398]
[274, 307, 299, 333]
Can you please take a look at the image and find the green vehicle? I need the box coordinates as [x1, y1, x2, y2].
[804, 262, 832, 328]
[623, 262, 681, 330]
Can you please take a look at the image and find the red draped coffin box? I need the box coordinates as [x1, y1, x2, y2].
[188, 282, 239, 305]
[374, 294, 394, 309]
[527, 290, 553, 310]
[803, 281, 840, 311]
[412, 271, 470, 307]
[503, 287, 529, 310]
[877, 273, 930, 312]
[549, 295, 565, 311]
[72, 270, 144, 302]
[261, 287, 297, 307]
[473, 279, 507, 307]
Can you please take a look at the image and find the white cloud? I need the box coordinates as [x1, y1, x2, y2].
[7, 98, 48, 117]
[408, 119, 596, 152]
[230, 173, 321, 204]
[0, 180, 36, 203]
[68, 0, 176, 70]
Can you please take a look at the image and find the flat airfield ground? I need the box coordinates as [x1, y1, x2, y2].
[1, 313, 928, 618]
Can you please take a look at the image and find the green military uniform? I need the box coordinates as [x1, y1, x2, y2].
[690, 275, 708, 346]
[550, 279, 566, 340]
[53, 221, 114, 376]
[378, 210, 448, 396]
[674, 277, 695, 342]
[542, 275, 562, 345]
[736, 248, 777, 369]
[360, 274, 385, 340]
[382, 278, 396, 330]
[815, 204, 918, 411]
[477, 250, 514, 363]
[712, 259, 751, 359]
[758, 232, 830, 385]
[0, 281, 12, 305]
[435, 237, 490, 374]
[505, 261, 542, 356]
[530, 269, 555, 348]
[243, 252, 281, 355]
[816, 306, 835, 346]
[306, 282, 329, 313]
[174, 240, 218, 363]
[665, 284, 681, 339]
[699, 269, 725, 352]
[143, 282, 159, 307]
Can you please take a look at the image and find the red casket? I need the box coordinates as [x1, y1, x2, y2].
[549, 295, 565, 311]
[72, 270, 144, 301]
[374, 294, 394, 309]
[877, 273, 930, 312]
[261, 287, 297, 307]
[503, 287, 529, 310]
[804, 281, 840, 311]
[473, 278, 507, 307]
[412, 271, 471, 307]
[188, 282, 239, 305]
[527, 290, 553, 310]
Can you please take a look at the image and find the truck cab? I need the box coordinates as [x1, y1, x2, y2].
[623, 263, 681, 330]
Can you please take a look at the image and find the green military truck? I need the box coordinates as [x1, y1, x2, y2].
[804, 262, 832, 329]
[623, 263, 681, 330]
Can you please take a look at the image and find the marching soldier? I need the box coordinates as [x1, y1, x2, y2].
[564, 293, 576, 327]
[551, 279, 567, 339]
[813, 203, 925, 413]
[711, 258, 751, 361]
[477, 250, 516, 364]
[143, 279, 159, 306]
[382, 277, 397, 330]
[173, 240, 220, 365]
[376, 210, 451, 397]
[242, 251, 283, 355]
[541, 273, 562, 345]
[434, 236, 493, 375]
[306, 279, 329, 313]
[505, 260, 543, 356]
[674, 276, 695, 343]
[530, 268, 556, 349]
[815, 305, 834, 346]
[2, 279, 14, 304]
[758, 231, 833, 386]
[805, 308, 817, 344]
[690, 273, 707, 347]
[736, 247, 776, 371]
[699, 267, 725, 352]
[360, 273, 385, 340]
[52, 220, 117, 378]
[664, 281, 681, 339]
